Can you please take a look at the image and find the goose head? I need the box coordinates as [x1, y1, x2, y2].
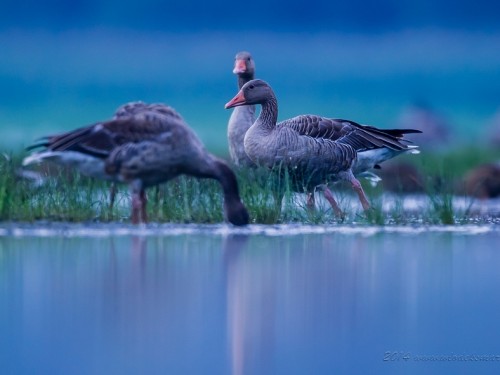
[232, 51, 255, 77]
[225, 79, 273, 109]
[224, 200, 250, 226]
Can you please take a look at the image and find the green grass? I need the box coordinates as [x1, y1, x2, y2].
[2, 146, 500, 225]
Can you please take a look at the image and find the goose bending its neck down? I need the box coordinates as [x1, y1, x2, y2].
[225, 79, 421, 216]
[24, 103, 250, 226]
[22, 102, 182, 210]
[227, 51, 257, 167]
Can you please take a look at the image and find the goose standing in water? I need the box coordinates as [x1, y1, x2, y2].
[225, 79, 421, 216]
[227, 51, 257, 167]
[23, 103, 249, 225]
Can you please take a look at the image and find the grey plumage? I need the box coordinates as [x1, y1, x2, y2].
[225, 79, 421, 215]
[227, 51, 256, 167]
[23, 101, 178, 178]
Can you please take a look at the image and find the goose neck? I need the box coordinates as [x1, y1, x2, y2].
[200, 156, 242, 203]
[257, 96, 278, 131]
[218, 163, 242, 204]
[193, 155, 248, 226]
[238, 73, 254, 89]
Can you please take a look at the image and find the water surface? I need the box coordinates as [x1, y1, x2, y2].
[1, 224, 500, 374]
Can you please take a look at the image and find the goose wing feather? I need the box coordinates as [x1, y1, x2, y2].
[282, 115, 421, 152]
[113, 101, 184, 121]
[36, 109, 187, 158]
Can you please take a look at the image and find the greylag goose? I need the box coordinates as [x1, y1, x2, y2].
[23, 103, 250, 225]
[225, 79, 421, 215]
[227, 51, 257, 167]
[22, 102, 178, 208]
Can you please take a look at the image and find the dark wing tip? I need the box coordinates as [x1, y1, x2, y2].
[25, 138, 50, 151]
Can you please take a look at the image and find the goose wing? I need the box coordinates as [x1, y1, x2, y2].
[113, 101, 184, 121]
[282, 115, 421, 151]
[30, 108, 187, 159]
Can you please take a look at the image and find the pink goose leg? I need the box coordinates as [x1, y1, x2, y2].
[347, 175, 371, 211]
[322, 187, 345, 217]
[306, 192, 315, 211]
[140, 189, 148, 223]
[131, 191, 142, 224]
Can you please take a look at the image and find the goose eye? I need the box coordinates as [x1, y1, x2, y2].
[249, 85, 255, 89]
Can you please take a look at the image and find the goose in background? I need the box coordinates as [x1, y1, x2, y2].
[462, 163, 500, 199]
[225, 79, 421, 216]
[23, 103, 249, 225]
[227, 51, 257, 167]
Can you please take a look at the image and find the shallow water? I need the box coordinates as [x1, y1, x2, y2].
[2, 224, 500, 374]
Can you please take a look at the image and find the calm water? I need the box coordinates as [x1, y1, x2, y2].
[1, 224, 500, 375]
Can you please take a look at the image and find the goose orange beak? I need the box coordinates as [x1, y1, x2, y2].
[225, 90, 246, 109]
[232, 59, 247, 74]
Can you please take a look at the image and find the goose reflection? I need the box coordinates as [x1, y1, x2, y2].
[223, 234, 277, 375]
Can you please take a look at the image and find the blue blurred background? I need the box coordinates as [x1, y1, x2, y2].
[1, 0, 500, 152]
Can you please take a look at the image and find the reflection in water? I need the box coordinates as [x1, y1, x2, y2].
[224, 234, 277, 375]
[1, 230, 500, 374]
